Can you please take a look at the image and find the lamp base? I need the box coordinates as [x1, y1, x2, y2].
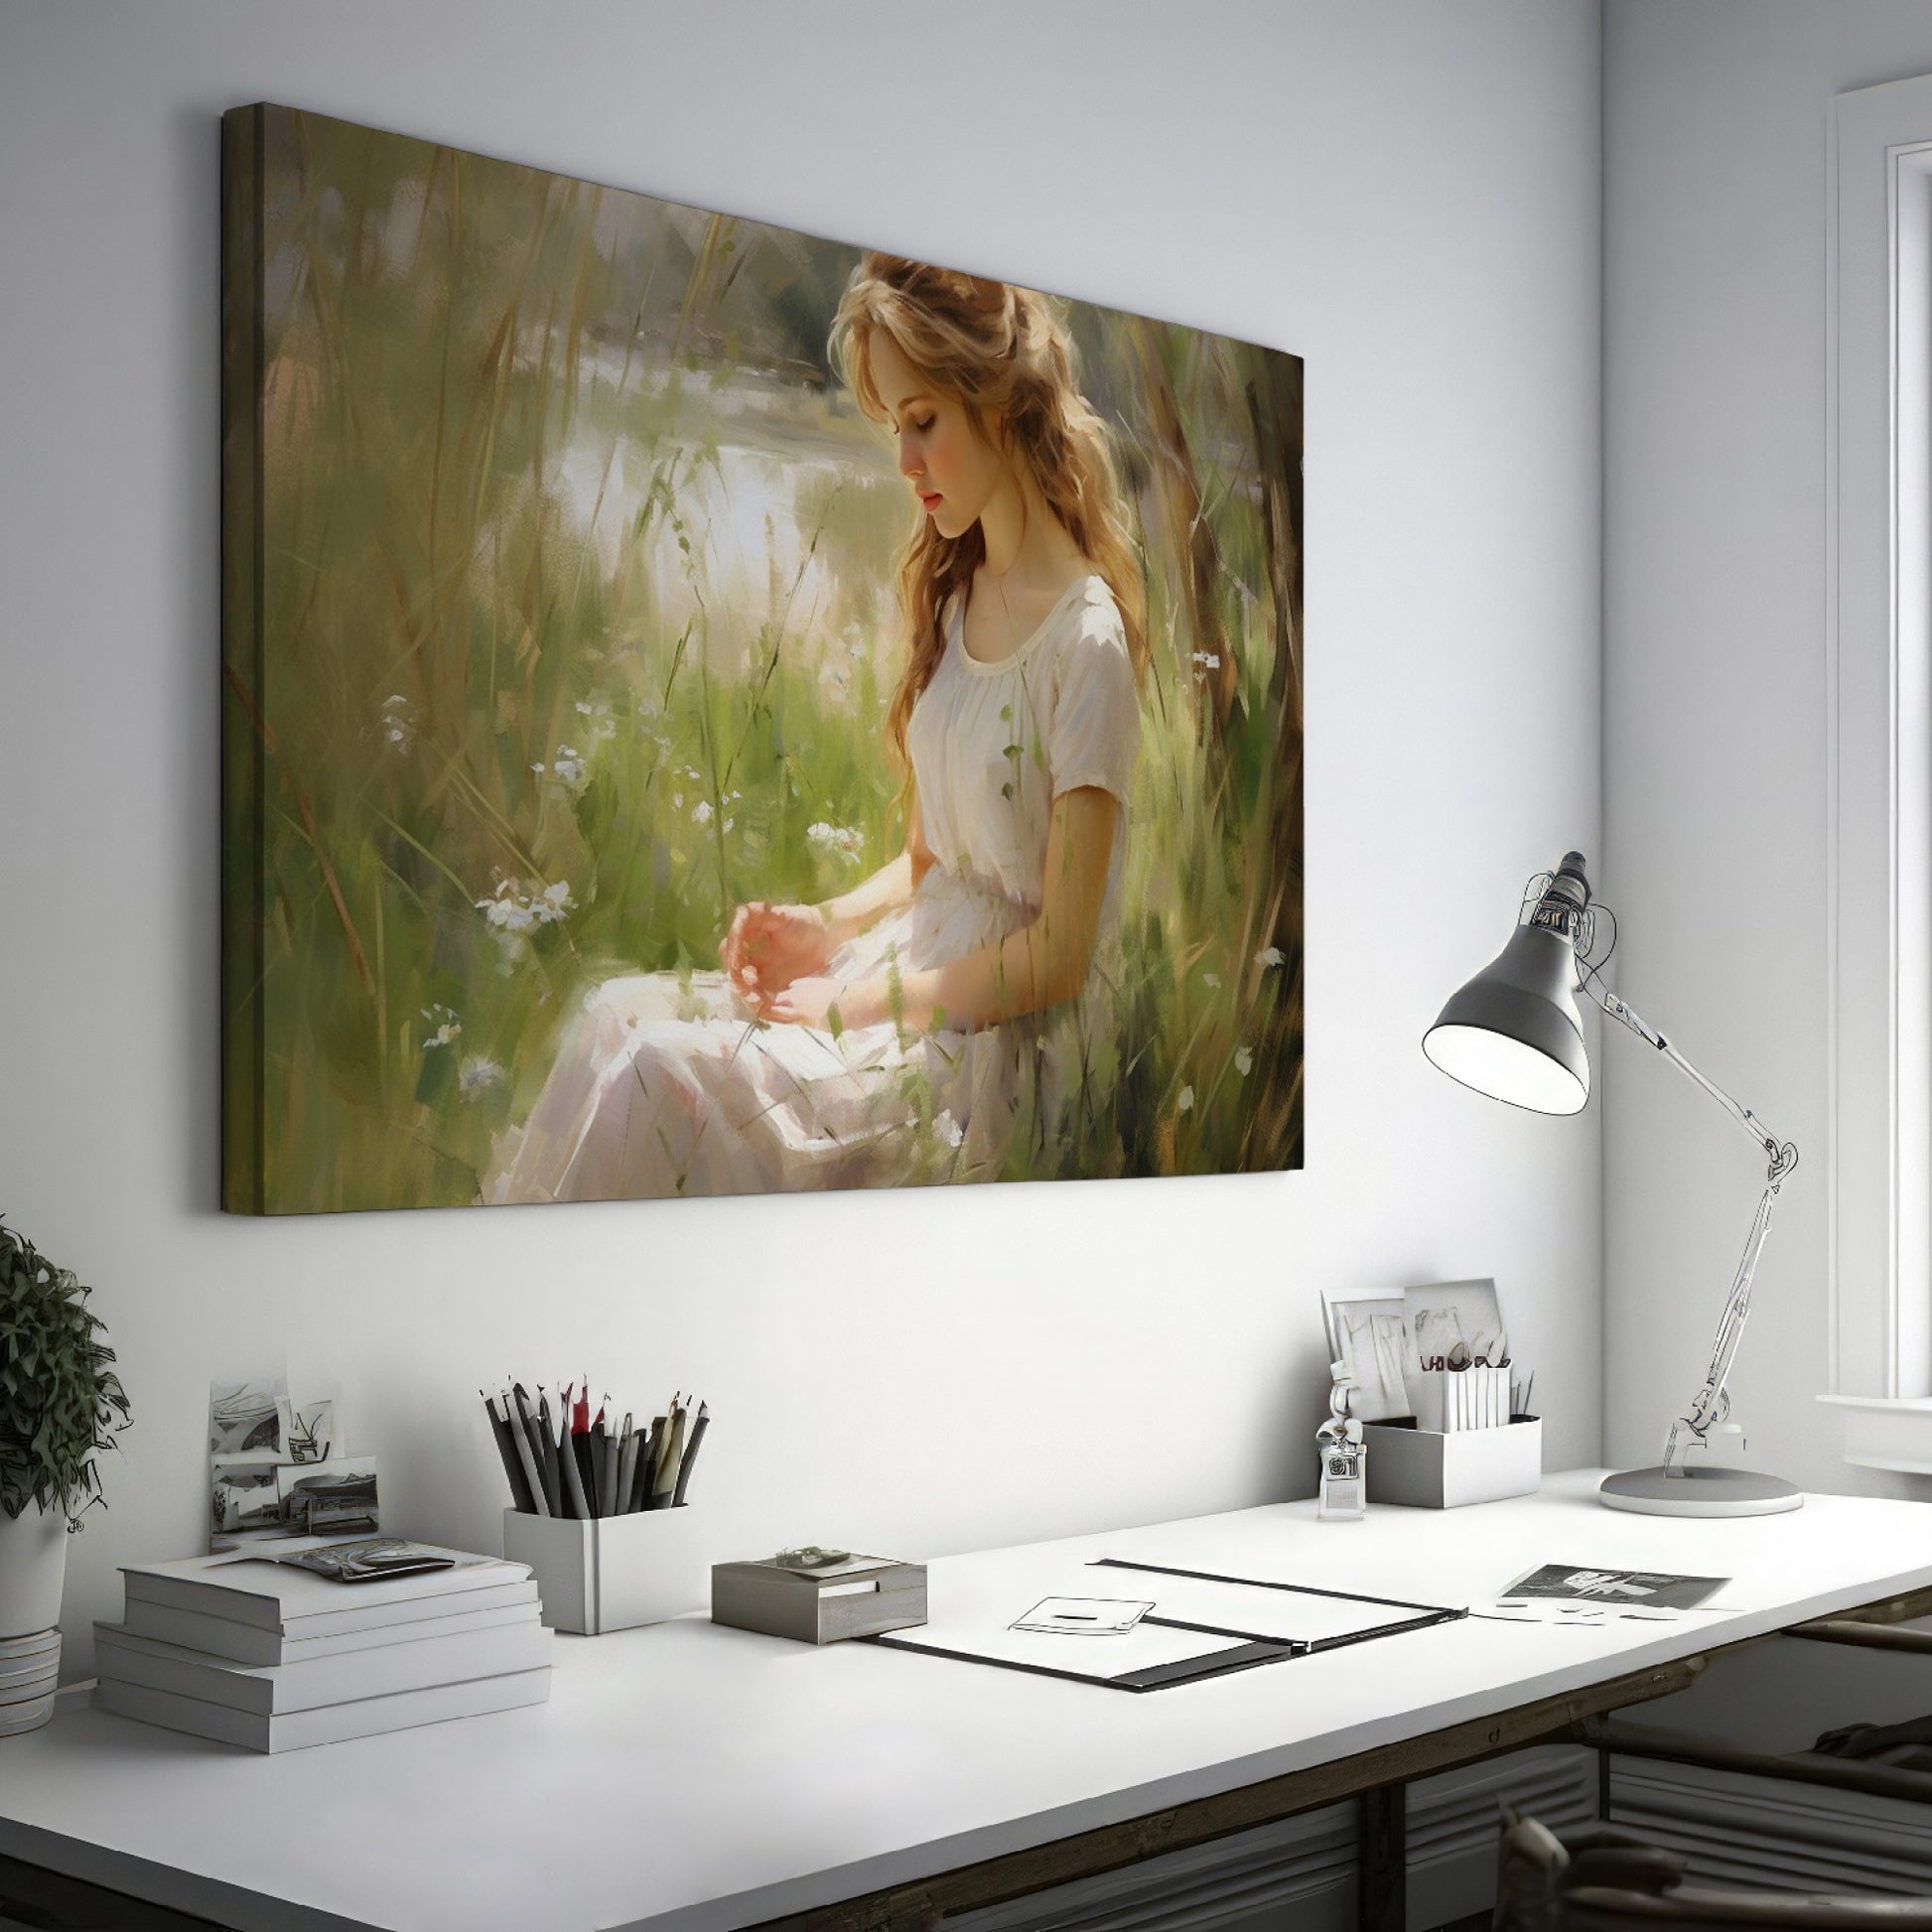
[1598, 1464, 1804, 1517]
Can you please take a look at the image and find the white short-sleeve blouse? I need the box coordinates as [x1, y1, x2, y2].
[906, 573, 1140, 950]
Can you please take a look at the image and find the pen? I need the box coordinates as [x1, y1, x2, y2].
[599, 1421, 621, 1520]
[631, 1418, 661, 1512]
[589, 1418, 611, 1519]
[485, 1391, 538, 1514]
[535, 1392, 564, 1517]
[650, 1400, 686, 1510]
[558, 1383, 592, 1521]
[671, 1403, 709, 1506]
[571, 1428, 597, 1520]
[509, 1385, 552, 1518]
[616, 1415, 638, 1518]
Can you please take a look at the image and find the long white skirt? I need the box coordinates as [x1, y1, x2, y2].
[483, 869, 1048, 1205]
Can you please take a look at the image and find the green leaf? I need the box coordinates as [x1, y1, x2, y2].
[0, 1217, 131, 1528]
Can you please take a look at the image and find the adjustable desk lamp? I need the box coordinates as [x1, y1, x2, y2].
[1423, 852, 1802, 1517]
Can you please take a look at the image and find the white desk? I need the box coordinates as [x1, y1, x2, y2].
[2, 1470, 1930, 1932]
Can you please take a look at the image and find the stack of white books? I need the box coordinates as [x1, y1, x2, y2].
[92, 1539, 551, 1752]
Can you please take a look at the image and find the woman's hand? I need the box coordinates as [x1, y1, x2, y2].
[765, 975, 887, 1033]
[722, 901, 833, 1006]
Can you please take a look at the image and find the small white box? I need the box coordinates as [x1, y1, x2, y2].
[1361, 1417, 1542, 1508]
[501, 1507, 708, 1635]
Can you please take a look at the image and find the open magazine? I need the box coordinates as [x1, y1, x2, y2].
[1480, 1563, 1731, 1625]
[270, 1539, 460, 1585]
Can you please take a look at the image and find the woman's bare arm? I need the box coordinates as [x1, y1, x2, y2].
[898, 788, 1113, 1029]
[815, 797, 932, 945]
[768, 788, 1116, 1033]
[723, 797, 930, 1003]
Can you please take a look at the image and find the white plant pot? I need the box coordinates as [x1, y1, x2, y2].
[0, 1501, 68, 1639]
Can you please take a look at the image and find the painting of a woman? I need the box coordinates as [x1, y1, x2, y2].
[221, 104, 1302, 1214]
[487, 257, 1144, 1200]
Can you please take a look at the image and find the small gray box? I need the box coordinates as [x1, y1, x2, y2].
[710, 1555, 926, 1645]
[1361, 1417, 1542, 1508]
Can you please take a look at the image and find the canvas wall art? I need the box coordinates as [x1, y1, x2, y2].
[221, 103, 1303, 1214]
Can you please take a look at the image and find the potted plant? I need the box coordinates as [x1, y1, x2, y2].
[0, 1217, 131, 1639]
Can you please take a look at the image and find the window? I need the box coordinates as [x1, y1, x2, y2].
[1826, 73, 1932, 1456]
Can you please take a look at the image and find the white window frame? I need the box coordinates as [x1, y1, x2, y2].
[1823, 71, 1932, 1464]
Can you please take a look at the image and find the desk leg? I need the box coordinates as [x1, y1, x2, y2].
[1358, 1783, 1405, 1932]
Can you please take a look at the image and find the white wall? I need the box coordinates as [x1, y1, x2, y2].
[1602, 0, 1932, 1492]
[0, 0, 1602, 1673]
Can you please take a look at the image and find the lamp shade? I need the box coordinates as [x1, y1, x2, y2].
[1422, 923, 1589, 1115]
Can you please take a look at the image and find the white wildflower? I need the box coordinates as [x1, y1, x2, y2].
[476, 880, 577, 967]
[931, 1109, 965, 1149]
[1203, 972, 1221, 989]
[572, 698, 618, 746]
[692, 799, 714, 826]
[671, 793, 684, 810]
[419, 1004, 461, 1050]
[477, 886, 534, 933]
[458, 1057, 506, 1101]
[806, 821, 865, 862]
[1177, 1085, 1194, 1114]
[1191, 651, 1221, 669]
[380, 693, 415, 752]
[1234, 1046, 1253, 1077]
[1255, 945, 1286, 968]
[533, 744, 589, 789]
[723, 818, 735, 834]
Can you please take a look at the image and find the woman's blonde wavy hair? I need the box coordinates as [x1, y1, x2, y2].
[828, 254, 1147, 777]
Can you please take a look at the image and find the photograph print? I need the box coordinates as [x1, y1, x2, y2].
[207, 1376, 285, 1455]
[222, 103, 1303, 1214]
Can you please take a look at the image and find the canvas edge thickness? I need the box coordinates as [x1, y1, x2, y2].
[220, 103, 267, 1214]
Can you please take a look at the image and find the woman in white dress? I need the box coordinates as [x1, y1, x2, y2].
[486, 255, 1146, 1204]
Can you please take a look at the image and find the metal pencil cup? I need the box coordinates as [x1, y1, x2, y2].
[502, 1506, 709, 1635]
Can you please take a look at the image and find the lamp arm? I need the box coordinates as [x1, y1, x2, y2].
[1579, 983, 1793, 1169]
[1576, 979, 1800, 1468]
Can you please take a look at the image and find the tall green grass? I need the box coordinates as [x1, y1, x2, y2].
[232, 108, 1302, 1212]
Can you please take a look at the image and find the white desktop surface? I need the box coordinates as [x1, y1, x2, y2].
[1, 1470, 1929, 1932]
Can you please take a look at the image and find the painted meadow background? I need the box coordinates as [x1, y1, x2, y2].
[221, 104, 1303, 1214]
